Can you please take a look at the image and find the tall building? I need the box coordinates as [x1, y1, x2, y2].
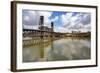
[38, 16, 54, 32]
[51, 22, 54, 32]
[39, 16, 44, 29]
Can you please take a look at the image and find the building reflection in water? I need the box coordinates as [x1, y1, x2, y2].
[23, 37, 91, 62]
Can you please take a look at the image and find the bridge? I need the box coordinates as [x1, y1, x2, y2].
[23, 29, 90, 47]
[23, 16, 91, 47]
[23, 28, 63, 47]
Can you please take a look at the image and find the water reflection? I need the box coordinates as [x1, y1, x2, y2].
[23, 38, 91, 62]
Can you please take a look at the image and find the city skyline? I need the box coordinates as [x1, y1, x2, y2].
[22, 10, 91, 33]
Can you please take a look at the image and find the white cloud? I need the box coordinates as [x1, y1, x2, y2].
[23, 10, 39, 26]
[38, 11, 52, 27]
[23, 16, 30, 21]
[62, 15, 69, 26]
[60, 12, 91, 33]
[39, 12, 52, 21]
[84, 24, 91, 31]
[71, 16, 78, 22]
[23, 24, 38, 29]
[81, 14, 91, 25]
[54, 27, 72, 33]
[51, 16, 59, 22]
[65, 12, 73, 19]
[39, 11, 52, 17]
[61, 13, 73, 26]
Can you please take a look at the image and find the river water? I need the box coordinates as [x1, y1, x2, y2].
[23, 38, 91, 62]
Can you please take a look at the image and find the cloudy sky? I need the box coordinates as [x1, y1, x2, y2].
[22, 9, 91, 33]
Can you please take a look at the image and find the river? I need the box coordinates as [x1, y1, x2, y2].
[23, 38, 91, 62]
